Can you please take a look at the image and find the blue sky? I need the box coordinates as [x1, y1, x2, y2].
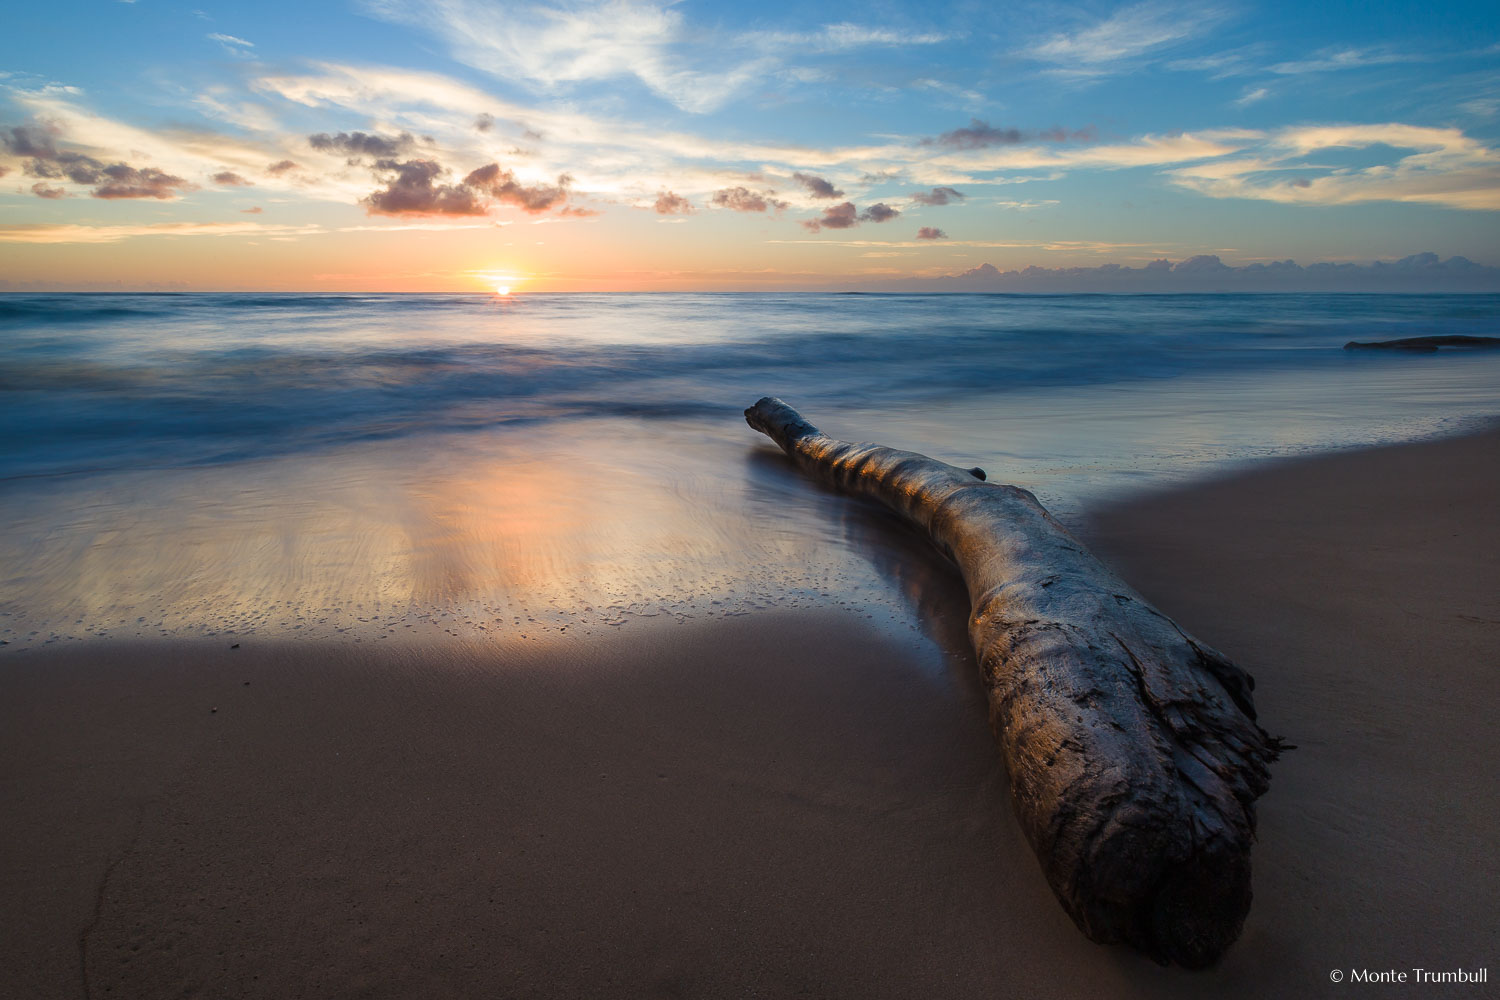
[1, 0, 1497, 289]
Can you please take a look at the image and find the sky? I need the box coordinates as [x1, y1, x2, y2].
[1, 0, 1497, 291]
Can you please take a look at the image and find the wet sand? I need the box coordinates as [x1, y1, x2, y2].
[2, 427, 1497, 998]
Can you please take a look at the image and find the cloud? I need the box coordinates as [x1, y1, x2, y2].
[92, 165, 197, 199]
[474, 113, 495, 132]
[339, 221, 501, 232]
[926, 119, 1094, 150]
[242, 206, 263, 214]
[912, 78, 985, 106]
[916, 226, 947, 240]
[363, 159, 485, 215]
[860, 202, 899, 223]
[13, 133, 198, 200]
[363, 2, 952, 113]
[803, 201, 859, 231]
[932, 130, 1259, 172]
[1028, 2, 1228, 77]
[3, 124, 60, 157]
[207, 32, 256, 58]
[1267, 47, 1415, 76]
[309, 130, 415, 157]
[910, 186, 964, 205]
[993, 199, 1059, 210]
[0, 222, 324, 244]
[932, 119, 1023, 149]
[251, 61, 912, 171]
[745, 22, 953, 52]
[1168, 123, 1500, 211]
[31, 182, 66, 199]
[653, 190, 694, 214]
[4, 89, 390, 212]
[22, 151, 108, 184]
[362, 0, 776, 113]
[212, 171, 253, 185]
[463, 163, 571, 213]
[1166, 47, 1263, 78]
[266, 159, 299, 175]
[1234, 87, 1270, 107]
[792, 171, 844, 199]
[711, 187, 787, 212]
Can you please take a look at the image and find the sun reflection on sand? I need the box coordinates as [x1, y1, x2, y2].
[0, 420, 921, 652]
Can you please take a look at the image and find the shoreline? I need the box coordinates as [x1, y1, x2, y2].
[3, 426, 1497, 997]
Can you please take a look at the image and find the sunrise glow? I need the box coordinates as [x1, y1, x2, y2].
[1, 2, 1497, 291]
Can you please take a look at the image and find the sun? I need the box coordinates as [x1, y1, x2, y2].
[495, 284, 511, 296]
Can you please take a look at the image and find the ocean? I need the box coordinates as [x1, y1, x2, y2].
[2, 292, 1497, 651]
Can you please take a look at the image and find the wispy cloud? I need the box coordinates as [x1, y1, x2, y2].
[338, 221, 501, 231]
[911, 78, 984, 107]
[0, 222, 324, 243]
[207, 33, 256, 58]
[1166, 46, 1265, 79]
[1168, 124, 1500, 211]
[929, 130, 1260, 172]
[1027, 2, 1230, 78]
[361, 1, 953, 113]
[1267, 47, 1417, 76]
[361, 0, 773, 113]
[742, 22, 954, 52]
[992, 199, 1059, 210]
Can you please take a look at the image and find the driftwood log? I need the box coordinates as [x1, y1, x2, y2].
[745, 397, 1280, 967]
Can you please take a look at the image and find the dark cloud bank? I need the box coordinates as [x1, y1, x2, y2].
[911, 186, 964, 206]
[712, 187, 788, 212]
[804, 201, 901, 232]
[654, 191, 694, 215]
[4, 125, 196, 200]
[865, 254, 1500, 293]
[925, 119, 1095, 150]
[361, 159, 571, 216]
[309, 131, 416, 158]
[792, 172, 843, 199]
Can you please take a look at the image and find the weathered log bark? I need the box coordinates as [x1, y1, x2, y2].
[745, 397, 1280, 967]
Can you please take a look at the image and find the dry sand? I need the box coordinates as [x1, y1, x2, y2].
[2, 427, 1496, 999]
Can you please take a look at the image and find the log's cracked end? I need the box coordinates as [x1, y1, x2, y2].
[1142, 844, 1253, 968]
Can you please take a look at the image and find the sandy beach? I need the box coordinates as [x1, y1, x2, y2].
[3, 426, 1496, 998]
